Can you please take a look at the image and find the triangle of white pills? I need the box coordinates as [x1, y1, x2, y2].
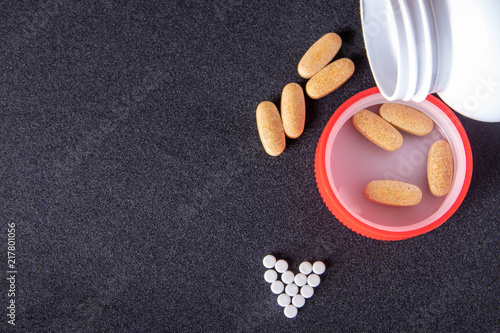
[263, 255, 325, 318]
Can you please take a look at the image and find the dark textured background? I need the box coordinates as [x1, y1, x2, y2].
[1, 0, 499, 332]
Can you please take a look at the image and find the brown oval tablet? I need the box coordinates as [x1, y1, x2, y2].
[352, 109, 403, 151]
[305, 58, 355, 99]
[281, 83, 305, 139]
[380, 103, 434, 136]
[427, 140, 453, 196]
[298, 32, 342, 79]
[256, 101, 286, 156]
[365, 180, 422, 206]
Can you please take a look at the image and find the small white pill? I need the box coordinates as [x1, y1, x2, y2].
[271, 280, 284, 294]
[277, 293, 291, 307]
[299, 261, 313, 275]
[300, 285, 314, 298]
[292, 294, 306, 308]
[281, 271, 294, 284]
[294, 273, 308, 287]
[284, 304, 298, 319]
[275, 259, 288, 273]
[264, 269, 278, 283]
[307, 274, 321, 287]
[313, 261, 326, 275]
[263, 255, 277, 268]
[285, 283, 299, 297]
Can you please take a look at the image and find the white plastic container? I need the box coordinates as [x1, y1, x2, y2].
[360, 0, 500, 122]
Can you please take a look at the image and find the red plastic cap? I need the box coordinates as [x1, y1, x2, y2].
[315, 87, 473, 240]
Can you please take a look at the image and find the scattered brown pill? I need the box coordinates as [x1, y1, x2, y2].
[256, 101, 286, 156]
[380, 103, 434, 136]
[297, 32, 342, 79]
[427, 140, 454, 196]
[365, 180, 422, 207]
[281, 83, 305, 139]
[305, 58, 355, 99]
[352, 109, 403, 151]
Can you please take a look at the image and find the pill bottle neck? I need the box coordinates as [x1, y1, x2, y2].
[426, 1, 452, 95]
[361, 0, 453, 102]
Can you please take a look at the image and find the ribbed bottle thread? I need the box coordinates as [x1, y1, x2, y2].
[361, 0, 452, 101]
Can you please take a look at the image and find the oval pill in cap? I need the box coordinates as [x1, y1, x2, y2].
[352, 109, 403, 152]
[427, 140, 453, 196]
[379, 103, 434, 136]
[365, 180, 422, 206]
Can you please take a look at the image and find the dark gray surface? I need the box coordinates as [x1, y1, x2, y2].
[1, 1, 499, 331]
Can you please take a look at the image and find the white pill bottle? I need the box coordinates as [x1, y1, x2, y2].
[360, 0, 500, 122]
